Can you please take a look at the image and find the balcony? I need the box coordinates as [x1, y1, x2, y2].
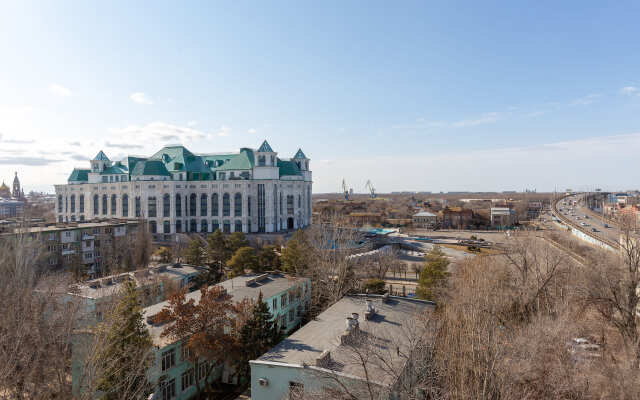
[62, 249, 76, 256]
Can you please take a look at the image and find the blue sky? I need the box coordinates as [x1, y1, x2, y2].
[1, 1, 640, 193]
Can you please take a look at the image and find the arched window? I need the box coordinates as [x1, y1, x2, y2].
[223, 193, 230, 216]
[65, 197, 68, 213]
[201, 219, 208, 233]
[70, 195, 76, 213]
[175, 220, 182, 233]
[298, 194, 301, 208]
[149, 221, 157, 234]
[57, 195, 63, 213]
[175, 194, 182, 217]
[212, 193, 219, 216]
[248, 195, 252, 217]
[111, 194, 117, 215]
[189, 194, 197, 217]
[234, 193, 242, 217]
[148, 196, 157, 218]
[201, 194, 207, 216]
[258, 155, 266, 166]
[287, 195, 294, 215]
[212, 220, 219, 232]
[122, 194, 129, 217]
[93, 195, 99, 215]
[79, 194, 84, 213]
[234, 220, 242, 233]
[135, 196, 141, 217]
[163, 220, 171, 233]
[102, 194, 107, 215]
[163, 194, 170, 217]
[190, 219, 197, 232]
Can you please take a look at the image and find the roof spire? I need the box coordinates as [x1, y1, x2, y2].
[293, 148, 307, 159]
[258, 140, 274, 153]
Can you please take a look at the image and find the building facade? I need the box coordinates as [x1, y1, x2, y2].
[55, 141, 312, 238]
[2, 220, 139, 276]
[412, 210, 437, 229]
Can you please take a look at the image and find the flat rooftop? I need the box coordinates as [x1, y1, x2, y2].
[8, 220, 138, 234]
[256, 294, 434, 386]
[69, 264, 201, 300]
[143, 273, 307, 347]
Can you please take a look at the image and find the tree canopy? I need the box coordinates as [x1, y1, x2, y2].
[416, 245, 449, 301]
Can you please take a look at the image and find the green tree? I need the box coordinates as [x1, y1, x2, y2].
[155, 246, 173, 263]
[227, 246, 258, 276]
[257, 245, 281, 272]
[363, 278, 386, 294]
[193, 265, 223, 289]
[416, 245, 449, 301]
[183, 238, 205, 265]
[227, 231, 249, 254]
[281, 230, 310, 274]
[236, 292, 282, 378]
[206, 229, 230, 267]
[94, 281, 153, 399]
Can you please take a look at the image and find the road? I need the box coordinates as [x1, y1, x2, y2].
[553, 194, 620, 248]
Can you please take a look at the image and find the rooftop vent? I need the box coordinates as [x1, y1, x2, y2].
[382, 293, 390, 303]
[255, 273, 270, 282]
[365, 300, 376, 320]
[315, 350, 331, 368]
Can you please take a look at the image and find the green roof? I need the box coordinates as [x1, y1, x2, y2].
[277, 159, 302, 176]
[68, 168, 90, 182]
[93, 150, 110, 161]
[101, 164, 128, 175]
[149, 145, 209, 173]
[211, 148, 255, 171]
[257, 140, 274, 153]
[131, 160, 171, 176]
[293, 149, 307, 159]
[124, 156, 146, 174]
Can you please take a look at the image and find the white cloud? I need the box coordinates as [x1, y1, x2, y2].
[248, 128, 257, 134]
[187, 120, 198, 127]
[49, 83, 71, 97]
[620, 86, 638, 95]
[129, 92, 153, 105]
[109, 122, 209, 146]
[452, 112, 500, 128]
[570, 93, 600, 106]
[215, 125, 231, 137]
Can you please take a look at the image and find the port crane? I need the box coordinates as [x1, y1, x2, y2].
[365, 180, 376, 198]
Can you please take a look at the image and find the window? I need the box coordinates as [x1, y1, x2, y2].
[234, 220, 242, 232]
[270, 155, 275, 165]
[289, 308, 294, 322]
[222, 193, 230, 216]
[102, 194, 108, 215]
[175, 194, 182, 217]
[163, 194, 170, 217]
[135, 196, 141, 217]
[201, 194, 207, 216]
[70, 195, 76, 213]
[160, 378, 176, 400]
[175, 220, 182, 233]
[287, 195, 294, 215]
[181, 343, 192, 361]
[122, 194, 129, 217]
[219, 172, 226, 180]
[150, 221, 157, 234]
[233, 193, 242, 217]
[272, 298, 277, 310]
[181, 369, 195, 391]
[163, 221, 170, 233]
[298, 194, 301, 208]
[189, 194, 197, 216]
[279, 314, 286, 328]
[223, 221, 230, 233]
[248, 195, 252, 217]
[79, 194, 84, 213]
[111, 194, 117, 215]
[201, 219, 208, 233]
[148, 196, 157, 218]
[212, 220, 219, 231]
[161, 349, 176, 371]
[57, 195, 63, 213]
[211, 193, 218, 216]
[288, 292, 293, 303]
[258, 184, 265, 232]
[258, 155, 266, 166]
[198, 362, 207, 380]
[190, 219, 197, 233]
[281, 294, 287, 307]
[279, 193, 283, 215]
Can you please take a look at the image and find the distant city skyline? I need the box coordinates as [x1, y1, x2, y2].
[2, 1, 640, 194]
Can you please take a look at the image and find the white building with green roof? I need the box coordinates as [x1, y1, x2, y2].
[55, 141, 312, 239]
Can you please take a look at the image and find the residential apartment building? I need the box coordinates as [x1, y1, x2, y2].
[54, 141, 312, 240]
[490, 207, 516, 228]
[250, 294, 434, 400]
[3, 220, 139, 277]
[140, 273, 311, 400]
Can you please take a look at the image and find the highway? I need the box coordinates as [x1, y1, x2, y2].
[553, 194, 620, 249]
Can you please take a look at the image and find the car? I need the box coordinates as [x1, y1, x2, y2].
[604, 224, 609, 228]
[592, 228, 598, 232]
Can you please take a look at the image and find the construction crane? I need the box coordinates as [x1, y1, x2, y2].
[365, 180, 376, 199]
[342, 179, 350, 200]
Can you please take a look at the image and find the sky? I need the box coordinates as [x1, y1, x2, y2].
[1, 1, 640, 194]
